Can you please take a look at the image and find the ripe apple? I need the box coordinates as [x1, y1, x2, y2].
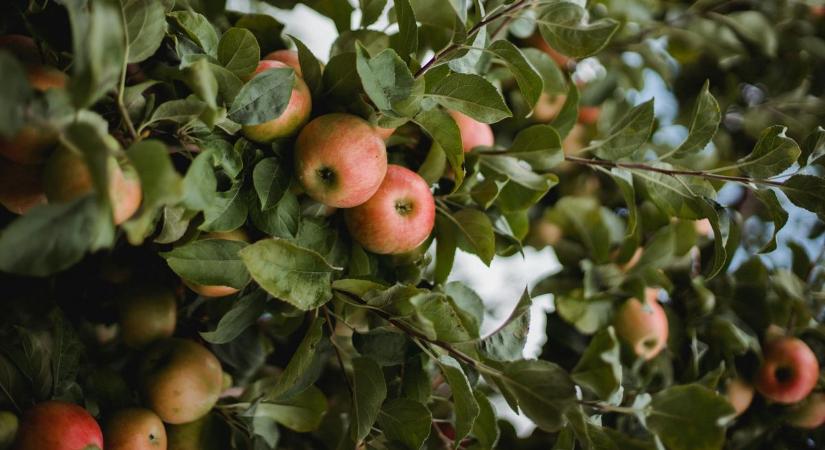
[0, 411, 17, 449]
[578, 106, 600, 125]
[241, 61, 312, 144]
[724, 377, 754, 417]
[787, 392, 825, 429]
[755, 336, 820, 404]
[105, 408, 166, 450]
[117, 283, 177, 349]
[184, 229, 249, 298]
[0, 156, 46, 214]
[813, 5, 825, 17]
[614, 288, 669, 360]
[139, 338, 223, 425]
[448, 110, 494, 152]
[44, 146, 142, 225]
[532, 92, 566, 122]
[295, 113, 388, 208]
[264, 49, 302, 76]
[344, 164, 435, 254]
[15, 401, 103, 450]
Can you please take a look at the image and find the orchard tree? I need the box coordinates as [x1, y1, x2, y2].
[0, 0, 824, 449]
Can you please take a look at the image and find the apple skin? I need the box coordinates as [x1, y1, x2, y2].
[15, 401, 103, 450]
[614, 288, 669, 360]
[264, 49, 302, 76]
[345, 164, 435, 255]
[532, 92, 566, 122]
[577, 106, 600, 125]
[184, 229, 249, 298]
[0, 410, 18, 449]
[0, 156, 46, 214]
[448, 110, 494, 152]
[105, 408, 167, 450]
[118, 283, 177, 349]
[241, 61, 312, 144]
[139, 338, 223, 425]
[295, 113, 388, 208]
[787, 392, 825, 429]
[724, 377, 754, 417]
[0, 34, 41, 64]
[755, 336, 820, 404]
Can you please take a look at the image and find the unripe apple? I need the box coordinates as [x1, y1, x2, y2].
[532, 92, 566, 122]
[787, 392, 825, 429]
[105, 408, 167, 450]
[117, 283, 177, 349]
[15, 401, 103, 450]
[0, 156, 46, 214]
[345, 164, 435, 255]
[755, 336, 820, 404]
[0, 411, 17, 450]
[184, 229, 249, 298]
[140, 338, 223, 425]
[263, 49, 302, 76]
[241, 61, 312, 144]
[295, 113, 388, 208]
[614, 288, 669, 360]
[448, 110, 494, 152]
[724, 377, 754, 417]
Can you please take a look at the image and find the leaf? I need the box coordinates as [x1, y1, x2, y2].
[499, 359, 577, 432]
[610, 168, 638, 239]
[145, 97, 207, 127]
[411, 293, 477, 342]
[593, 99, 654, 160]
[781, 174, 825, 221]
[350, 356, 387, 443]
[360, 0, 387, 27]
[355, 45, 415, 112]
[49, 311, 83, 396]
[200, 181, 248, 233]
[522, 48, 567, 95]
[391, 0, 418, 61]
[671, 81, 720, 159]
[472, 390, 500, 449]
[800, 126, 825, 166]
[444, 281, 484, 333]
[445, 208, 495, 265]
[168, 10, 219, 55]
[647, 384, 735, 450]
[636, 163, 716, 219]
[0, 51, 32, 137]
[481, 289, 532, 361]
[537, 2, 620, 58]
[253, 157, 290, 210]
[427, 72, 512, 123]
[290, 36, 323, 95]
[235, 13, 286, 54]
[162, 239, 250, 288]
[551, 82, 579, 138]
[571, 327, 622, 400]
[753, 189, 788, 253]
[250, 190, 301, 239]
[377, 398, 432, 450]
[352, 327, 411, 366]
[268, 317, 327, 400]
[248, 385, 327, 432]
[507, 124, 563, 171]
[435, 214, 458, 285]
[239, 238, 341, 310]
[414, 108, 465, 187]
[217, 27, 260, 79]
[488, 40, 543, 110]
[228, 67, 296, 125]
[121, 0, 166, 63]
[480, 155, 558, 211]
[737, 125, 801, 179]
[200, 291, 268, 344]
[438, 356, 479, 446]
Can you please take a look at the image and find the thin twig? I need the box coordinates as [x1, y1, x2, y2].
[321, 306, 354, 397]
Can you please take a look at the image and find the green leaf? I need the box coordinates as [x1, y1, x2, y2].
[800, 126, 825, 166]
[355, 45, 415, 112]
[350, 356, 387, 443]
[239, 238, 341, 310]
[499, 359, 577, 432]
[472, 390, 500, 449]
[593, 99, 654, 160]
[228, 67, 296, 125]
[488, 40, 543, 110]
[168, 10, 219, 55]
[352, 327, 411, 366]
[671, 81, 720, 159]
[145, 97, 207, 128]
[199, 182, 248, 233]
[571, 327, 621, 400]
[781, 174, 825, 221]
[268, 317, 327, 400]
[200, 291, 268, 344]
[360, 0, 387, 27]
[480, 155, 558, 211]
[414, 108, 465, 187]
[507, 124, 563, 171]
[290, 36, 323, 95]
[522, 48, 566, 95]
[391, 0, 418, 61]
[647, 384, 735, 450]
[248, 385, 327, 432]
[737, 125, 801, 179]
[322, 52, 360, 100]
[444, 281, 484, 333]
[250, 190, 300, 238]
[435, 214, 458, 285]
[0, 51, 32, 137]
[217, 27, 260, 79]
[481, 289, 532, 361]
[471, 174, 508, 210]
[438, 356, 480, 446]
[537, 2, 620, 58]
[162, 239, 250, 288]
[427, 72, 512, 123]
[121, 0, 166, 63]
[253, 157, 290, 210]
[235, 13, 286, 54]
[411, 293, 477, 342]
[753, 189, 788, 253]
[183, 58, 219, 123]
[446, 208, 496, 266]
[636, 163, 716, 219]
[551, 82, 579, 138]
[377, 398, 432, 450]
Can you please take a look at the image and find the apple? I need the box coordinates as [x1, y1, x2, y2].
[0, 411, 17, 450]
[614, 288, 669, 360]
[526, 219, 563, 248]
[578, 106, 600, 125]
[105, 408, 167, 450]
[532, 92, 567, 122]
[241, 61, 312, 144]
[448, 110, 494, 152]
[562, 124, 587, 155]
[787, 392, 825, 429]
[345, 164, 435, 254]
[694, 218, 713, 238]
[0, 34, 41, 65]
[166, 413, 227, 450]
[755, 336, 820, 404]
[15, 401, 103, 450]
[813, 5, 825, 17]
[184, 229, 249, 298]
[264, 49, 302, 76]
[0, 156, 46, 214]
[139, 338, 223, 424]
[724, 377, 754, 417]
[117, 283, 177, 349]
[295, 113, 388, 208]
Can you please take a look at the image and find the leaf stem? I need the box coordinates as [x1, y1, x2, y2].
[321, 306, 354, 397]
[116, 5, 138, 142]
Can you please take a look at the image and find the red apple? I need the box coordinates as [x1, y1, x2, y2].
[105, 408, 167, 450]
[295, 113, 387, 208]
[0, 34, 41, 65]
[724, 377, 754, 417]
[345, 164, 435, 254]
[15, 401, 103, 450]
[614, 288, 669, 360]
[448, 110, 494, 152]
[241, 61, 312, 144]
[0, 156, 46, 214]
[532, 92, 566, 122]
[263, 49, 302, 76]
[787, 392, 825, 429]
[756, 336, 820, 404]
[577, 106, 600, 125]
